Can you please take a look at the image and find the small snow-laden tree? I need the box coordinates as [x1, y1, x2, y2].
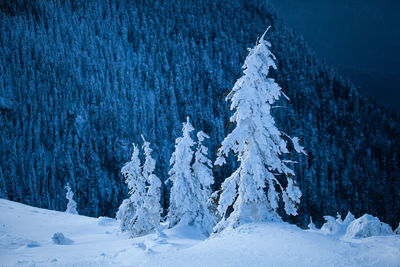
[191, 131, 217, 234]
[167, 117, 195, 227]
[167, 117, 200, 228]
[141, 135, 162, 233]
[214, 28, 306, 232]
[65, 183, 78, 214]
[116, 143, 147, 237]
[308, 217, 317, 230]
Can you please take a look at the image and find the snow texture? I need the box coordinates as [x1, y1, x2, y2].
[52, 232, 73, 245]
[97, 217, 117, 226]
[1, 199, 399, 266]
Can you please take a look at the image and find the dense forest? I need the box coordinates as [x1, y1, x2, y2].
[0, 0, 399, 228]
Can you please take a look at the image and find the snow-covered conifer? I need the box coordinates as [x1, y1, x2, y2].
[65, 183, 78, 214]
[117, 139, 162, 237]
[167, 117, 196, 227]
[167, 118, 216, 234]
[192, 131, 217, 234]
[141, 135, 162, 233]
[116, 144, 146, 236]
[214, 28, 306, 232]
[193, 131, 214, 192]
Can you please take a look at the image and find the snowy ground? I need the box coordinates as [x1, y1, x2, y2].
[0, 199, 399, 267]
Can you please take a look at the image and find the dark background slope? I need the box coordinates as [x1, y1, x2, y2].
[272, 0, 400, 113]
[0, 0, 399, 227]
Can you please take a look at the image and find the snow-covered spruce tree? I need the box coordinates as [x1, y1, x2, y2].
[192, 131, 217, 234]
[214, 28, 306, 232]
[167, 117, 216, 234]
[116, 144, 146, 236]
[141, 135, 162, 233]
[65, 183, 78, 214]
[117, 139, 162, 237]
[167, 117, 196, 227]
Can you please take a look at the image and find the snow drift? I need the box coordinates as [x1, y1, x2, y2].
[1, 199, 400, 266]
[345, 214, 394, 239]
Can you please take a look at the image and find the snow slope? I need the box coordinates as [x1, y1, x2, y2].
[0, 199, 399, 266]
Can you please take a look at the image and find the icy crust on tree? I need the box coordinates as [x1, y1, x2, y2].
[344, 214, 394, 239]
[65, 183, 78, 214]
[116, 141, 162, 237]
[167, 118, 216, 234]
[214, 29, 305, 232]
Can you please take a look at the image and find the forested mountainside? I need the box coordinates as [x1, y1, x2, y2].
[0, 0, 399, 227]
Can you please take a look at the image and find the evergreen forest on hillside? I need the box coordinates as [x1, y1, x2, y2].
[0, 0, 399, 228]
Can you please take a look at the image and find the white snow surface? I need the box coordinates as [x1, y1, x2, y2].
[345, 214, 394, 239]
[1, 199, 399, 266]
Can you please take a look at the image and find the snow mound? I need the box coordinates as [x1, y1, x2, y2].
[132, 242, 146, 250]
[321, 212, 355, 236]
[26, 240, 40, 248]
[1, 199, 400, 266]
[307, 216, 317, 231]
[97, 216, 117, 226]
[345, 214, 394, 239]
[52, 232, 73, 245]
[321, 215, 343, 235]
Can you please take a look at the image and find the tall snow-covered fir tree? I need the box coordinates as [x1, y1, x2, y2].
[167, 118, 216, 234]
[141, 135, 162, 233]
[167, 117, 196, 227]
[65, 183, 78, 214]
[116, 144, 145, 236]
[214, 28, 306, 232]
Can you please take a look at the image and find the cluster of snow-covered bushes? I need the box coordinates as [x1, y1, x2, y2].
[309, 212, 399, 239]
